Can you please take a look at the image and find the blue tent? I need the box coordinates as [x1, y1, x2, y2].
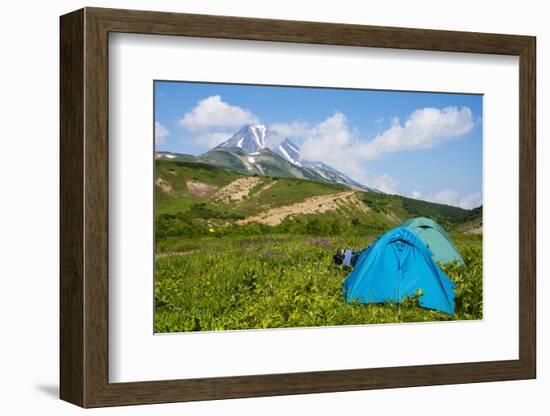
[402, 217, 464, 266]
[342, 227, 456, 315]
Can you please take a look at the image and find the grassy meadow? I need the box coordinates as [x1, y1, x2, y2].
[154, 159, 483, 333]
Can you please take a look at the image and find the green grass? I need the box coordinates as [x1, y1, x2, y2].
[359, 192, 480, 230]
[154, 159, 483, 332]
[155, 159, 241, 195]
[155, 159, 481, 230]
[155, 161, 343, 216]
[154, 233, 482, 332]
[234, 177, 345, 215]
[155, 160, 242, 216]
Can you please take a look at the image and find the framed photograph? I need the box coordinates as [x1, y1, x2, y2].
[60, 7, 536, 408]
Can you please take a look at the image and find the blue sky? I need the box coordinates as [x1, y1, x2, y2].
[155, 81, 482, 209]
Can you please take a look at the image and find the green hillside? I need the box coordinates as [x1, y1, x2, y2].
[155, 158, 480, 240]
[154, 158, 482, 332]
[156, 148, 375, 191]
[201, 148, 320, 180]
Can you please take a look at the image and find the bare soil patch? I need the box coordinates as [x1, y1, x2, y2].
[155, 177, 174, 194]
[186, 180, 218, 197]
[238, 191, 368, 225]
[214, 176, 262, 202]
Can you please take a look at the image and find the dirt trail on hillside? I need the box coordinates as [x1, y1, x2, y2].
[214, 176, 262, 202]
[238, 191, 367, 226]
[186, 180, 218, 197]
[255, 179, 277, 194]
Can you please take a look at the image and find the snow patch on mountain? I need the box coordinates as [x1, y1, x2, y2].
[155, 152, 178, 160]
[215, 124, 377, 192]
[276, 142, 302, 166]
[218, 124, 268, 154]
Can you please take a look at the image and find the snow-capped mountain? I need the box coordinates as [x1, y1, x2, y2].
[217, 124, 302, 165]
[213, 124, 377, 192]
[217, 124, 268, 154]
[273, 138, 302, 166]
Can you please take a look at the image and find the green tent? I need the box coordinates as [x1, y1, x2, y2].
[402, 217, 464, 266]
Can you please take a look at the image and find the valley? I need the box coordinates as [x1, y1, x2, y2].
[154, 158, 482, 332]
[152, 84, 483, 333]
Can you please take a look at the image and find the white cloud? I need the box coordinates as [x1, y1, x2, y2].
[296, 107, 474, 192]
[155, 122, 169, 145]
[267, 121, 311, 147]
[457, 192, 483, 210]
[360, 107, 474, 159]
[270, 121, 310, 138]
[298, 107, 473, 173]
[368, 173, 398, 194]
[300, 112, 354, 164]
[296, 113, 385, 189]
[174, 100, 477, 197]
[190, 131, 232, 149]
[299, 113, 400, 191]
[417, 190, 482, 209]
[179, 95, 258, 132]
[429, 190, 461, 206]
[411, 190, 422, 199]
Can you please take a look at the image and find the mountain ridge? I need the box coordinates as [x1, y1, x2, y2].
[210, 123, 378, 192]
[155, 156, 482, 232]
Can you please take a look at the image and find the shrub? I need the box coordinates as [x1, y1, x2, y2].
[154, 232, 482, 332]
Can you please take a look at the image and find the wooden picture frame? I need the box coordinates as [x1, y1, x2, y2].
[60, 7, 536, 408]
